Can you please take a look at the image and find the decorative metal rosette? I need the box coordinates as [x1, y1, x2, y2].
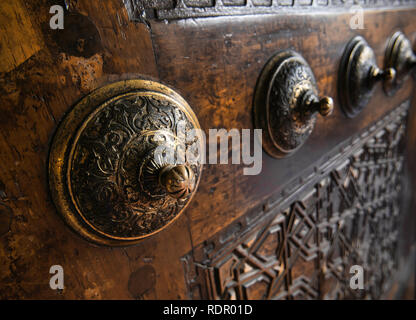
[49, 80, 203, 246]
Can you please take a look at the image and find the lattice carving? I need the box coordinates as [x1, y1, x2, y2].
[183, 101, 409, 300]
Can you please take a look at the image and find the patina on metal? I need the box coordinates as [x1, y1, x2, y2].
[254, 51, 334, 159]
[384, 31, 416, 95]
[338, 36, 396, 118]
[48, 79, 203, 246]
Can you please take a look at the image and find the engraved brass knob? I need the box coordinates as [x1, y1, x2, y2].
[159, 164, 196, 199]
[339, 36, 396, 118]
[384, 31, 416, 95]
[298, 92, 334, 119]
[254, 51, 334, 158]
[48, 80, 203, 246]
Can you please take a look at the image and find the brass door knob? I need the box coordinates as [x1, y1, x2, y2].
[254, 51, 334, 158]
[338, 36, 396, 118]
[48, 79, 203, 246]
[159, 164, 196, 199]
[384, 31, 416, 95]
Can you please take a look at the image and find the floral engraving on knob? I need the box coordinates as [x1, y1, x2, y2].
[69, 94, 202, 239]
[49, 80, 203, 245]
[269, 59, 317, 152]
[254, 51, 333, 158]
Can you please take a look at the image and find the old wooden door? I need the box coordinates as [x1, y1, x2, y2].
[0, 0, 415, 299]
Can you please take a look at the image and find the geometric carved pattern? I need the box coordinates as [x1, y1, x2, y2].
[183, 101, 409, 299]
[126, 0, 416, 21]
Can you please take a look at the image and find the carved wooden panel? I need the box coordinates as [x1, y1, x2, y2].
[183, 100, 409, 300]
[125, 0, 416, 20]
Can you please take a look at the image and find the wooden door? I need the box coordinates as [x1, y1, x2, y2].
[0, 0, 415, 299]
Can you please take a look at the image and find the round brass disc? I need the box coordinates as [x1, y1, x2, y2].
[253, 51, 319, 158]
[49, 79, 203, 246]
[338, 36, 377, 118]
